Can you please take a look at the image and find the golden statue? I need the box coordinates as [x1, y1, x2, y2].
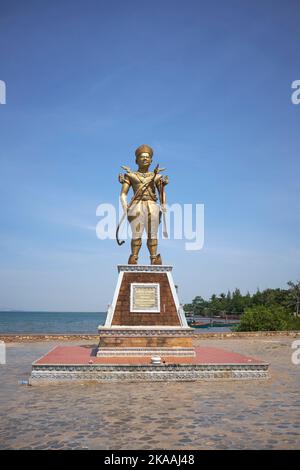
[116, 144, 168, 265]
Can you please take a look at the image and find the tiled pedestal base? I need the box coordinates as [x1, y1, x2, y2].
[30, 345, 269, 384]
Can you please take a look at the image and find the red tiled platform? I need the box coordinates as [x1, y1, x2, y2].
[34, 345, 265, 365]
[31, 346, 269, 383]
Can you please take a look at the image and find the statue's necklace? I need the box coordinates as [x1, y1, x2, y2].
[137, 171, 151, 178]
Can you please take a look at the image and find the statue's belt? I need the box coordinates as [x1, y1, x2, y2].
[129, 197, 158, 203]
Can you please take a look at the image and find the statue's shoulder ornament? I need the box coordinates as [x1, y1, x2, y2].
[161, 175, 169, 185]
[118, 165, 132, 184]
[155, 170, 168, 186]
[118, 164, 168, 185]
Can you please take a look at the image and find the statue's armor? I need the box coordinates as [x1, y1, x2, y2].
[121, 171, 162, 239]
[123, 171, 159, 201]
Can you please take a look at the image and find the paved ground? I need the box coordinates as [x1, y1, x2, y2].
[0, 335, 299, 449]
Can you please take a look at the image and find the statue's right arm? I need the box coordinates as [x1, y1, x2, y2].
[120, 174, 131, 213]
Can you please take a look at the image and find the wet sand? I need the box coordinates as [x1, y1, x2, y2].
[0, 335, 299, 449]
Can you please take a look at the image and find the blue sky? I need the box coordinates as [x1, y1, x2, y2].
[0, 0, 299, 311]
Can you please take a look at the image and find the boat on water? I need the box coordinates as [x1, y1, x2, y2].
[188, 321, 211, 328]
[187, 319, 240, 329]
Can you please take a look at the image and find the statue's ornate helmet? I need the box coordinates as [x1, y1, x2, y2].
[135, 144, 153, 163]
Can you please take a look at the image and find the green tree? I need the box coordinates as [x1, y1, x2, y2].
[287, 281, 300, 316]
[226, 290, 232, 312]
[236, 305, 295, 332]
[207, 294, 219, 317]
[184, 297, 209, 316]
[231, 288, 244, 314]
[183, 303, 193, 314]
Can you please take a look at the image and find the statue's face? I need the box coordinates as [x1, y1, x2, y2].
[136, 152, 152, 168]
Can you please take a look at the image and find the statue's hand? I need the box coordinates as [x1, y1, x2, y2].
[122, 204, 129, 214]
[162, 175, 169, 186]
[160, 204, 167, 214]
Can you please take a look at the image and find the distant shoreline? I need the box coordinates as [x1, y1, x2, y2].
[0, 311, 105, 313]
[1, 330, 300, 343]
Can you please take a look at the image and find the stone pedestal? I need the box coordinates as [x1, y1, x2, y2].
[97, 265, 195, 357]
[30, 264, 270, 384]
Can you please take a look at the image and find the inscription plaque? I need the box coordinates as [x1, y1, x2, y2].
[130, 283, 160, 313]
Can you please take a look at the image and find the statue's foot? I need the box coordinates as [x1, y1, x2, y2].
[150, 254, 162, 265]
[128, 254, 138, 265]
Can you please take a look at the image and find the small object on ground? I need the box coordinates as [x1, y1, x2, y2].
[151, 355, 162, 365]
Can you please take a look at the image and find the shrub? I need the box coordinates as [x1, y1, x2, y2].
[236, 305, 297, 332]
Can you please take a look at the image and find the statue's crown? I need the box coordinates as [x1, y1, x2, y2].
[135, 144, 153, 158]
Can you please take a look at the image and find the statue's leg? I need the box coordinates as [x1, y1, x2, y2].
[147, 238, 161, 265]
[146, 202, 162, 265]
[128, 238, 142, 264]
[128, 202, 144, 264]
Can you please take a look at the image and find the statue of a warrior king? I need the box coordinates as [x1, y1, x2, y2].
[117, 144, 168, 265]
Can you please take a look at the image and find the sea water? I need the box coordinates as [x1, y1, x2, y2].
[0, 311, 106, 334]
[0, 311, 233, 334]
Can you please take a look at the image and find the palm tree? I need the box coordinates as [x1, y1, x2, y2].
[287, 281, 300, 316]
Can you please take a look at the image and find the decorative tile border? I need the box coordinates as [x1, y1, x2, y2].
[30, 363, 269, 384]
[118, 265, 173, 273]
[96, 347, 196, 357]
[97, 328, 193, 337]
